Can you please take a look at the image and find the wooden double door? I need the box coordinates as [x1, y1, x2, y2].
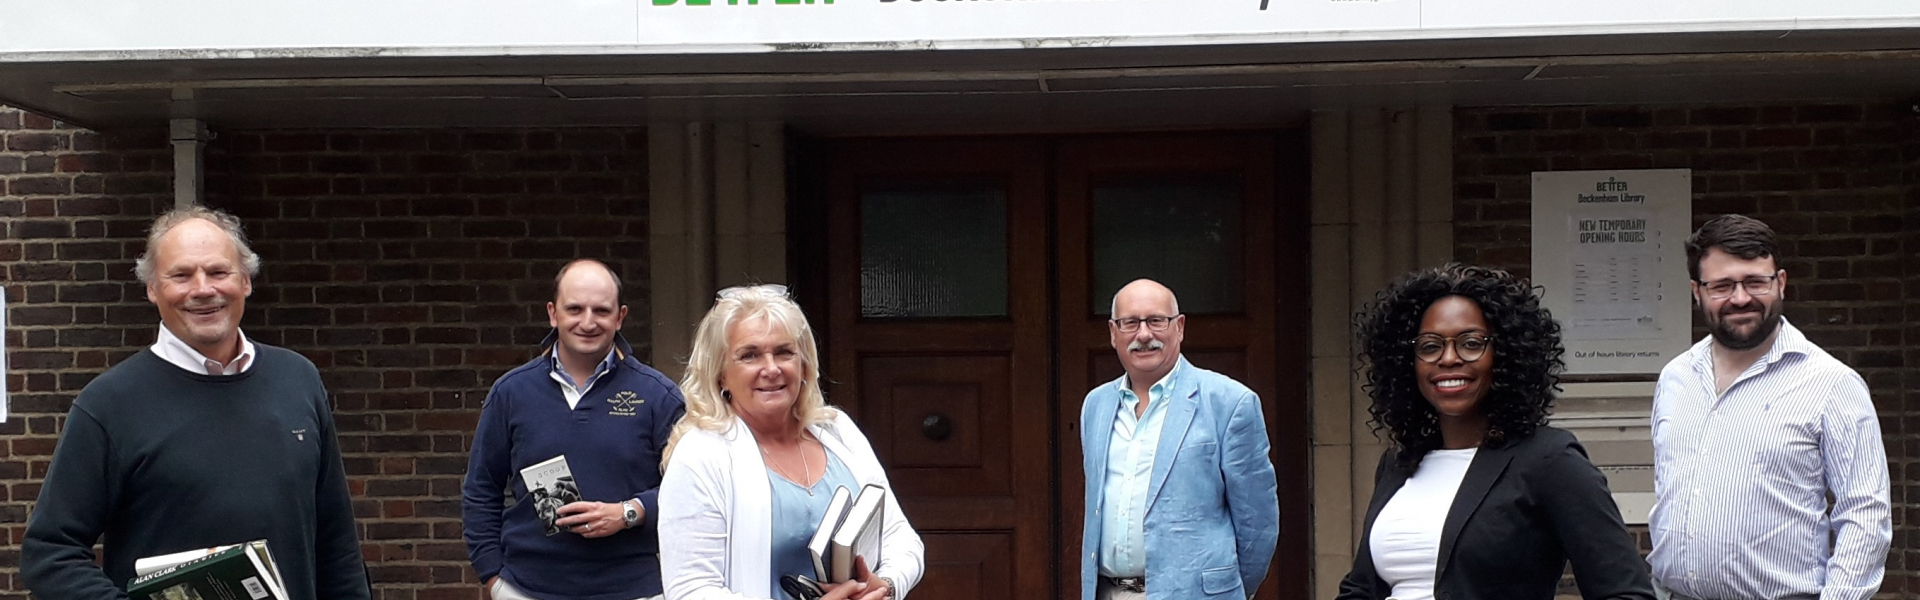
[799, 133, 1309, 600]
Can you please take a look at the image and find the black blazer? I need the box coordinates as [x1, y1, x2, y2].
[1334, 426, 1655, 600]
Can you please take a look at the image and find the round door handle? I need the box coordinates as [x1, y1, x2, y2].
[920, 413, 953, 441]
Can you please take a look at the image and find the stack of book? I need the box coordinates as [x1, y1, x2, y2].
[806, 483, 886, 583]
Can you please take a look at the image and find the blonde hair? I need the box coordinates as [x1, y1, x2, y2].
[662, 285, 837, 466]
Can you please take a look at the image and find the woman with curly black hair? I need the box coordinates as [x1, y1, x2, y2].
[1334, 263, 1653, 600]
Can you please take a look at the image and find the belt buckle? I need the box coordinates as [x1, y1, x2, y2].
[1108, 577, 1146, 593]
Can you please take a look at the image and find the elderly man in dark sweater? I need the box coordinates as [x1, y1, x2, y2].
[21, 207, 371, 600]
[462, 259, 686, 600]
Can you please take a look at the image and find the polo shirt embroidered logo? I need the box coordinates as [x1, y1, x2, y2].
[291, 428, 307, 441]
[607, 391, 645, 416]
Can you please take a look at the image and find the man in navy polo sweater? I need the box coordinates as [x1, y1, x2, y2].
[463, 259, 687, 600]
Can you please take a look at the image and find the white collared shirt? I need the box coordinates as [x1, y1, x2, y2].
[1097, 362, 1180, 578]
[1649, 318, 1890, 600]
[548, 348, 618, 410]
[151, 324, 256, 375]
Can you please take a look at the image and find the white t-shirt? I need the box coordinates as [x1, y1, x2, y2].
[1368, 447, 1479, 600]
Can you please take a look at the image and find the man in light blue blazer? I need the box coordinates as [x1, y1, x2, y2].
[1080, 279, 1280, 600]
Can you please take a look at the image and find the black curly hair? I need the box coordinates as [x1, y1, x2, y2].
[1355, 263, 1564, 470]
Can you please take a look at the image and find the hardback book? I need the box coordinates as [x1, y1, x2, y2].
[135, 544, 239, 577]
[127, 540, 287, 600]
[806, 486, 855, 580]
[520, 454, 581, 536]
[828, 484, 886, 583]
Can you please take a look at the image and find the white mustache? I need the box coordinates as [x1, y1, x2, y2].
[1128, 339, 1165, 352]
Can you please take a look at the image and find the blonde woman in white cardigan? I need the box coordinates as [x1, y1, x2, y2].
[659, 285, 924, 600]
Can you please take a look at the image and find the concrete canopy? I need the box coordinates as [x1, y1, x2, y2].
[3, 28, 1920, 134]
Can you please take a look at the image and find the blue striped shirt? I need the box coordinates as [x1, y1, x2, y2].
[1649, 318, 1890, 600]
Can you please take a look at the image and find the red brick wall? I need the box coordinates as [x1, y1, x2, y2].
[1455, 104, 1917, 598]
[1, 105, 653, 600]
[208, 126, 651, 600]
[1, 106, 173, 599]
[1901, 113, 1920, 597]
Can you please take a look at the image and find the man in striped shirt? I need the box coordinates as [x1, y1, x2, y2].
[1648, 215, 1890, 600]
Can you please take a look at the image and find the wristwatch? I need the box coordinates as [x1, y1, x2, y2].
[621, 500, 641, 529]
[879, 576, 897, 598]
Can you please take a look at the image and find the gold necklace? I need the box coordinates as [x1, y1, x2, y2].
[760, 438, 815, 496]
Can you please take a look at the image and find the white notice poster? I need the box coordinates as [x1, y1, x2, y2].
[1565, 210, 1662, 341]
[1532, 170, 1693, 374]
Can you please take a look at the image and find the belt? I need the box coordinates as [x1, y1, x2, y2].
[1103, 576, 1146, 593]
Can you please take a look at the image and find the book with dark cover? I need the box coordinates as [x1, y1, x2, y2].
[128, 540, 287, 600]
[520, 454, 581, 536]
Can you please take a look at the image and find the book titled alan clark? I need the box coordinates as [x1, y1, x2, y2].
[806, 483, 886, 583]
[127, 540, 288, 600]
[521, 454, 582, 536]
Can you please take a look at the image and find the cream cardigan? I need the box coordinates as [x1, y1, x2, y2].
[659, 411, 925, 600]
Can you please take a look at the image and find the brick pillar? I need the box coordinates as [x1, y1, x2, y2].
[647, 121, 787, 381]
[1307, 107, 1453, 598]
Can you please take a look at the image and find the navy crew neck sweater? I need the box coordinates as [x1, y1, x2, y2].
[22, 346, 370, 600]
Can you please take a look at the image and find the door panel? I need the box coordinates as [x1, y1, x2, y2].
[1055, 134, 1283, 600]
[1086, 174, 1247, 315]
[919, 534, 1016, 600]
[860, 355, 1012, 495]
[816, 133, 1306, 600]
[825, 139, 1054, 600]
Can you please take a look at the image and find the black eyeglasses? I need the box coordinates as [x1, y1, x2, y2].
[1410, 333, 1493, 364]
[1696, 272, 1779, 300]
[1110, 315, 1179, 333]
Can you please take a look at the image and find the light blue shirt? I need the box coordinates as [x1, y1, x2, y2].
[1649, 318, 1890, 600]
[547, 347, 618, 409]
[769, 448, 859, 589]
[1097, 363, 1180, 578]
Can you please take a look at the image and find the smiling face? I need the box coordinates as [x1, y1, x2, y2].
[721, 314, 804, 430]
[547, 263, 628, 366]
[1414, 295, 1494, 424]
[1108, 280, 1185, 387]
[1693, 246, 1785, 351]
[145, 218, 252, 363]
